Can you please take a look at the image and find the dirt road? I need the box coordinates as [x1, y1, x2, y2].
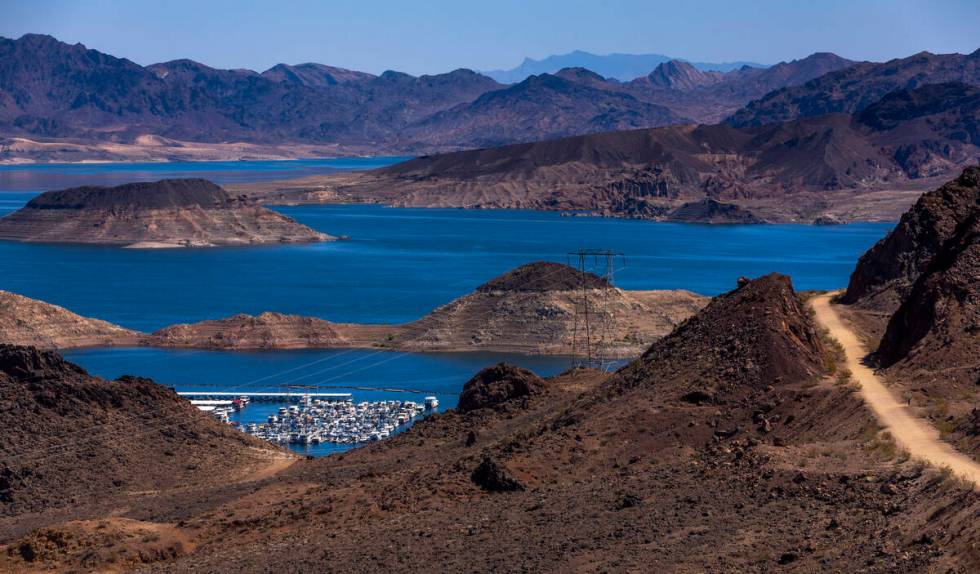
[810, 292, 980, 488]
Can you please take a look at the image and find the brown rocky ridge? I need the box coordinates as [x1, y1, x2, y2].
[6, 274, 978, 572]
[236, 82, 980, 224]
[0, 178, 333, 247]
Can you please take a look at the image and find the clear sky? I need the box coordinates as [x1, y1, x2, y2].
[2, 0, 978, 75]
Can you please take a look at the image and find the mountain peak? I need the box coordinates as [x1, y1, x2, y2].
[645, 60, 721, 90]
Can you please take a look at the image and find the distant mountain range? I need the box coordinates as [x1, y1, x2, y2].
[322, 82, 980, 223]
[482, 50, 767, 83]
[0, 34, 977, 162]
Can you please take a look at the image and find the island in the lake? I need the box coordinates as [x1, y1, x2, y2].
[0, 262, 707, 358]
[0, 178, 333, 248]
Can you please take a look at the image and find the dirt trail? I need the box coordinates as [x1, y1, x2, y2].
[811, 293, 980, 488]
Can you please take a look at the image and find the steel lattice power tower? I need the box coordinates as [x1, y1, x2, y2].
[567, 249, 625, 371]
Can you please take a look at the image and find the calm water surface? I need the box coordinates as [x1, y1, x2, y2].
[0, 160, 894, 454]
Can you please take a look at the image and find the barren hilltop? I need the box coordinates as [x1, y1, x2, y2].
[0, 178, 332, 248]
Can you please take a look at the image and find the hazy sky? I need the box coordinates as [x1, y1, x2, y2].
[2, 0, 978, 75]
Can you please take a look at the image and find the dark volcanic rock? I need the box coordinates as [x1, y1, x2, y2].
[842, 166, 980, 311]
[25, 179, 233, 211]
[457, 363, 545, 412]
[666, 198, 764, 224]
[0, 344, 87, 380]
[476, 261, 609, 293]
[471, 453, 524, 492]
[876, 201, 979, 377]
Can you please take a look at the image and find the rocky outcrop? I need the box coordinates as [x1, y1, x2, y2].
[843, 166, 980, 312]
[0, 178, 333, 247]
[876, 205, 979, 383]
[457, 363, 545, 413]
[666, 198, 764, 224]
[470, 453, 525, 492]
[476, 261, 609, 292]
[0, 290, 140, 348]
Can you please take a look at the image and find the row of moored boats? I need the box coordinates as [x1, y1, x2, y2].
[239, 396, 439, 446]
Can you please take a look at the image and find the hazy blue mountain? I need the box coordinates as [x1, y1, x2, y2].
[484, 50, 766, 83]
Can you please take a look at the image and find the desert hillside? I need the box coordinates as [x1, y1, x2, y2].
[0, 344, 290, 559]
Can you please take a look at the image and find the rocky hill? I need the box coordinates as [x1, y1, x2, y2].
[0, 290, 139, 348]
[729, 49, 980, 127]
[843, 166, 980, 312]
[872, 168, 980, 391]
[392, 263, 706, 356]
[0, 178, 332, 247]
[27, 274, 978, 572]
[293, 83, 979, 223]
[0, 345, 287, 533]
[148, 262, 707, 357]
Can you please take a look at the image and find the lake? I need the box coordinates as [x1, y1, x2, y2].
[0, 159, 894, 454]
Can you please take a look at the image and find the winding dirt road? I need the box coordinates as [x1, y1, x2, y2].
[810, 293, 980, 488]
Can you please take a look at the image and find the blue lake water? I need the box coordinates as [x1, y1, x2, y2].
[0, 159, 894, 454]
[0, 157, 409, 192]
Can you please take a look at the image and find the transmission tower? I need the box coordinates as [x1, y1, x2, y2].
[567, 249, 625, 371]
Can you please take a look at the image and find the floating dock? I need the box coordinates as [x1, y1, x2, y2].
[178, 391, 353, 403]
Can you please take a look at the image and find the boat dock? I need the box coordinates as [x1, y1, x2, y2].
[178, 391, 353, 403]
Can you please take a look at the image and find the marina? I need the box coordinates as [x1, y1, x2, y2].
[187, 391, 440, 446]
[239, 395, 438, 446]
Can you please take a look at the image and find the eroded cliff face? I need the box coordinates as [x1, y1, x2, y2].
[0, 178, 333, 247]
[843, 166, 980, 313]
